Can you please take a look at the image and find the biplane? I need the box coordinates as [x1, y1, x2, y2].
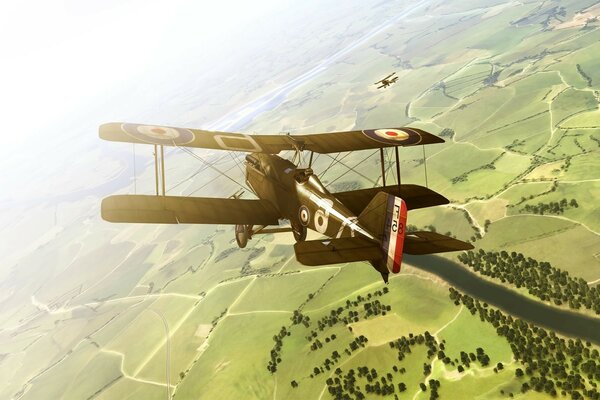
[100, 123, 473, 282]
[374, 72, 398, 89]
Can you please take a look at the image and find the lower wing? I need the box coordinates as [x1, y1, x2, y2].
[101, 195, 280, 225]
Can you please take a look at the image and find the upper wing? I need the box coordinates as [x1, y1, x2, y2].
[403, 231, 474, 255]
[100, 123, 443, 154]
[334, 184, 449, 215]
[101, 195, 280, 225]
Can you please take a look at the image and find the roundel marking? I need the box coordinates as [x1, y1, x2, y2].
[314, 209, 329, 234]
[298, 205, 310, 226]
[362, 128, 422, 146]
[122, 123, 195, 145]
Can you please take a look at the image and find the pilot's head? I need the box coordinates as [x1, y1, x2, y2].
[294, 168, 313, 183]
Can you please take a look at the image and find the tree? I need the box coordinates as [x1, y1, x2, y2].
[569, 199, 579, 208]
[419, 383, 427, 391]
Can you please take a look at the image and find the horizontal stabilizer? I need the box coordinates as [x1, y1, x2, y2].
[404, 231, 473, 255]
[101, 195, 280, 225]
[334, 184, 448, 215]
[294, 237, 382, 266]
[100, 122, 443, 154]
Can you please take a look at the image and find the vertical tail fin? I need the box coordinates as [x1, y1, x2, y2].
[381, 195, 408, 273]
[357, 192, 408, 275]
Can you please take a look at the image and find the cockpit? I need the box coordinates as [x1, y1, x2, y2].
[295, 168, 327, 194]
[245, 153, 296, 182]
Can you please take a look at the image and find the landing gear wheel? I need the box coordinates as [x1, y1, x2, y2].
[292, 223, 307, 242]
[235, 224, 249, 248]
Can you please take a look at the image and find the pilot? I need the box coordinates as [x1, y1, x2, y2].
[294, 168, 313, 184]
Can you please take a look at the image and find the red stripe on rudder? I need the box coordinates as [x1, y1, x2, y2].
[391, 199, 408, 273]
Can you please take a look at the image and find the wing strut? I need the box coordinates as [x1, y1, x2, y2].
[395, 146, 401, 186]
[160, 145, 166, 196]
[422, 145, 429, 188]
[152, 144, 167, 196]
[379, 148, 386, 187]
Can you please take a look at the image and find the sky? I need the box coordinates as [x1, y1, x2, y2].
[0, 0, 298, 203]
[0, 0, 286, 149]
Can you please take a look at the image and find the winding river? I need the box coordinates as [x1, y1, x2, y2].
[406, 255, 600, 344]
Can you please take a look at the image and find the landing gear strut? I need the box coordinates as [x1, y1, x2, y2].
[292, 222, 307, 242]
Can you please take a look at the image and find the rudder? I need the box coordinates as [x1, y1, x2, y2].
[357, 192, 408, 274]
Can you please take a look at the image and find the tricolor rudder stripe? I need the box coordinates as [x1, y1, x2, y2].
[382, 195, 408, 274]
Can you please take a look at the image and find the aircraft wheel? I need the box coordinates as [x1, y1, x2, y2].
[292, 223, 307, 242]
[235, 224, 249, 248]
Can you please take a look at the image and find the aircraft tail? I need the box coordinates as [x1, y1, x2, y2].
[357, 192, 407, 275]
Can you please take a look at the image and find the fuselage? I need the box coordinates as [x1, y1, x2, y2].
[245, 153, 372, 239]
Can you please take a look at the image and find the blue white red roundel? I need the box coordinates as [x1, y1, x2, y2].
[362, 128, 422, 146]
[122, 123, 195, 145]
[298, 205, 310, 226]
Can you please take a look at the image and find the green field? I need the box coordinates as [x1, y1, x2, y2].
[3, 1, 600, 399]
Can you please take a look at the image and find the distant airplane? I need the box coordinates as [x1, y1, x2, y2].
[99, 123, 473, 282]
[374, 72, 399, 89]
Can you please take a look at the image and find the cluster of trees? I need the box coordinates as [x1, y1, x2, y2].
[313, 290, 391, 333]
[438, 128, 455, 139]
[510, 181, 559, 206]
[322, 365, 408, 399]
[390, 332, 438, 362]
[451, 153, 504, 184]
[291, 310, 310, 327]
[452, 162, 496, 184]
[390, 330, 491, 375]
[458, 250, 600, 313]
[520, 198, 579, 215]
[303, 327, 495, 399]
[423, 379, 441, 399]
[267, 326, 290, 373]
[505, 138, 527, 155]
[577, 64, 593, 87]
[449, 288, 600, 399]
[311, 336, 370, 377]
[309, 334, 338, 351]
[314, 349, 343, 376]
[457, 348, 490, 369]
[272, 288, 389, 376]
[483, 71, 501, 86]
[211, 308, 227, 328]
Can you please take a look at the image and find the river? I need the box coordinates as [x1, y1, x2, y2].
[406, 255, 600, 344]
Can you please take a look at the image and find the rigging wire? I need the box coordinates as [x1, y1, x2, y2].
[326, 149, 380, 187]
[384, 147, 397, 185]
[319, 152, 343, 179]
[174, 144, 251, 192]
[228, 151, 246, 178]
[187, 163, 243, 196]
[166, 152, 230, 193]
